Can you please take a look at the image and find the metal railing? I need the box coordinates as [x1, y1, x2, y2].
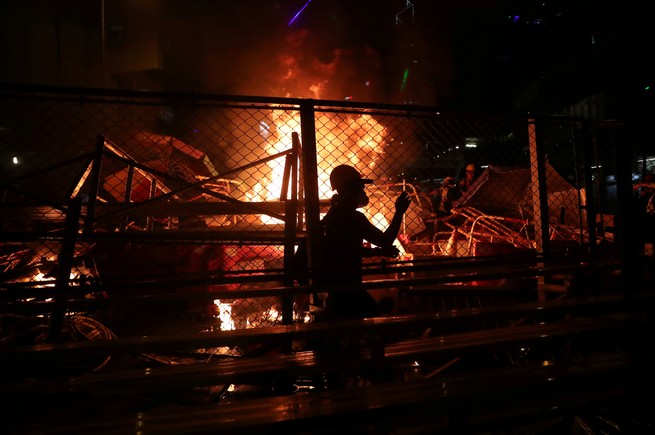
[1, 84, 652, 337]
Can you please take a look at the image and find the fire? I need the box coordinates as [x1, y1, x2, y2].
[213, 299, 235, 331]
[27, 269, 90, 287]
[250, 110, 389, 224]
[219, 107, 398, 327]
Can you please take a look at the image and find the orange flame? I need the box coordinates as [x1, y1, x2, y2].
[253, 111, 388, 216]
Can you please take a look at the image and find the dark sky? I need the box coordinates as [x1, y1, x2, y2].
[2, 0, 650, 115]
[158, 0, 457, 103]
[157, 0, 575, 110]
[158, 0, 501, 107]
[0, 0, 501, 107]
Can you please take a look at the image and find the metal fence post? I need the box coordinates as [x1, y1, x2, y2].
[46, 196, 83, 342]
[613, 124, 641, 290]
[528, 118, 550, 301]
[83, 135, 105, 234]
[299, 100, 322, 285]
[579, 120, 600, 293]
[281, 132, 300, 325]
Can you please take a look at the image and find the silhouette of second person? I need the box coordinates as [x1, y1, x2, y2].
[319, 164, 411, 319]
[433, 176, 461, 216]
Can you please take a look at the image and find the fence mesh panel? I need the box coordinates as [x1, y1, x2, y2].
[1, 86, 645, 335]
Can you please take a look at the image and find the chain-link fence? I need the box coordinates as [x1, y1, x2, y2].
[1, 85, 651, 338]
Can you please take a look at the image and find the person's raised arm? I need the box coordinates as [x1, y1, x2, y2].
[363, 191, 411, 250]
[384, 190, 411, 240]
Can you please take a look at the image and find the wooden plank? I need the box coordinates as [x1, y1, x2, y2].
[381, 314, 639, 362]
[10, 349, 654, 435]
[92, 199, 331, 220]
[2, 292, 650, 434]
[0, 350, 347, 402]
[94, 201, 288, 218]
[1, 292, 651, 364]
[0, 310, 646, 408]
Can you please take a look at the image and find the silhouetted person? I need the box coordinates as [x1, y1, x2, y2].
[319, 164, 411, 320]
[459, 163, 478, 192]
[433, 176, 461, 216]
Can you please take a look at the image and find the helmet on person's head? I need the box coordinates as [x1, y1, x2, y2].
[465, 164, 475, 172]
[330, 164, 373, 191]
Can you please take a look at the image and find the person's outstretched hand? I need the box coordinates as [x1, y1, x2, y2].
[395, 191, 411, 215]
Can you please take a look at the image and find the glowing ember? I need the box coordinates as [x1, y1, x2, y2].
[213, 299, 235, 331]
[28, 270, 90, 287]
[263, 306, 281, 323]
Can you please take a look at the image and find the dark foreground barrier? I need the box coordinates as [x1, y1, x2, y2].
[24, 350, 653, 435]
[2, 291, 653, 434]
